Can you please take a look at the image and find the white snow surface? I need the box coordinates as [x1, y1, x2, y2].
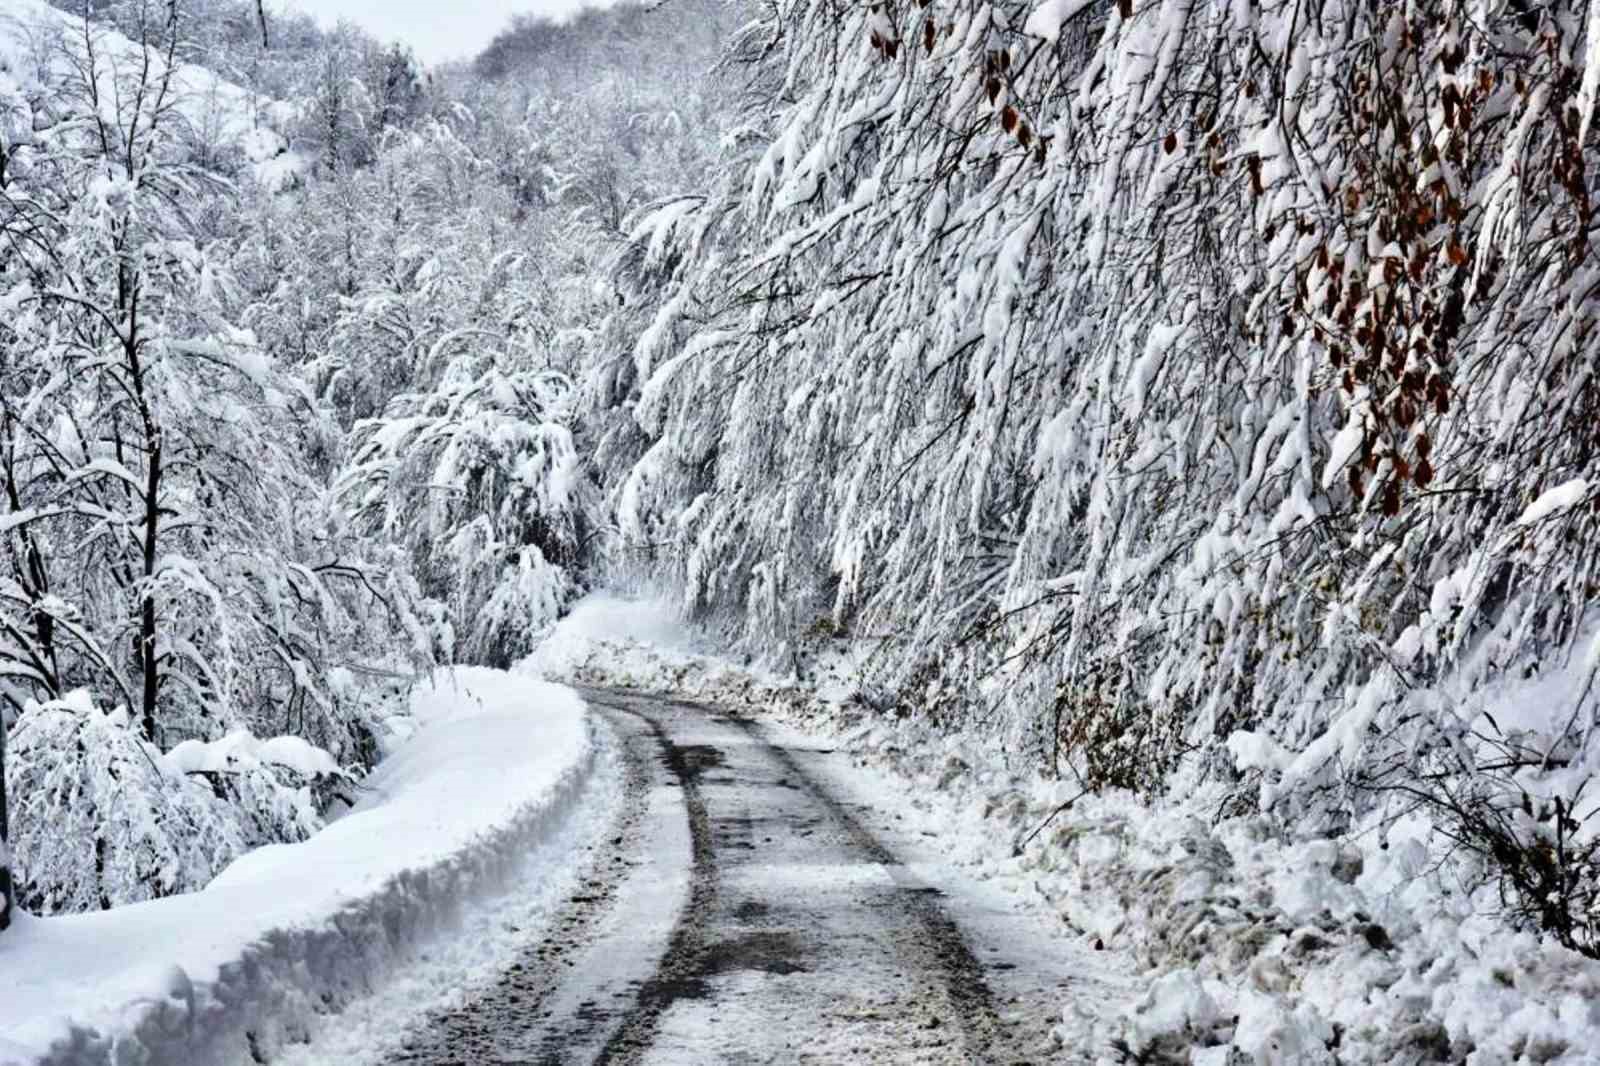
[272, 686, 626, 1066]
[1023, 0, 1099, 43]
[1518, 478, 1591, 525]
[531, 592, 702, 672]
[163, 731, 341, 778]
[538, 592, 1600, 1066]
[1024, 0, 1100, 43]
[0, 668, 597, 1066]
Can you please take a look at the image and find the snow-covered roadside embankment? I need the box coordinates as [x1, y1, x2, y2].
[0, 668, 598, 1066]
[533, 594, 1600, 1066]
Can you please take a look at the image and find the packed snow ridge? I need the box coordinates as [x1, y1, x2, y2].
[0, 670, 599, 1066]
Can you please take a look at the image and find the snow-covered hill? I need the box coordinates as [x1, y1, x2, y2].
[0, 0, 306, 188]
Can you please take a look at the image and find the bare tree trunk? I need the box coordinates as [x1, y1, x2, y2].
[140, 436, 161, 743]
[256, 0, 269, 48]
[1, 718, 12, 933]
[119, 275, 162, 745]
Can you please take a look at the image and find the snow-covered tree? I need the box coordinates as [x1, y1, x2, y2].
[0, 712, 11, 932]
[602, 0, 1600, 827]
[0, 5, 400, 746]
[340, 359, 588, 666]
[553, 0, 1600, 948]
[0, 1, 439, 919]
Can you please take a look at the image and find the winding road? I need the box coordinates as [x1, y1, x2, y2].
[381, 689, 1086, 1065]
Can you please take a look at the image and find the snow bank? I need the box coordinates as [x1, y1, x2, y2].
[536, 594, 1600, 1066]
[0, 668, 596, 1066]
[529, 592, 704, 676]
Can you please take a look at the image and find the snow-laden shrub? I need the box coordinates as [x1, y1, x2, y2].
[6, 691, 347, 915]
[340, 361, 593, 665]
[1343, 638, 1600, 960]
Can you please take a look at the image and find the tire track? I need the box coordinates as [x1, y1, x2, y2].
[579, 690, 1027, 1065]
[579, 699, 720, 1065]
[711, 701, 1021, 1064]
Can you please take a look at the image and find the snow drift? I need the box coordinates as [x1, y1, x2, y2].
[0, 668, 596, 1066]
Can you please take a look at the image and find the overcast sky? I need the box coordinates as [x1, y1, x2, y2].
[294, 2, 606, 65]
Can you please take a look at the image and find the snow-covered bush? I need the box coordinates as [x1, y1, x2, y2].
[340, 363, 590, 665]
[6, 691, 346, 913]
[1331, 644, 1600, 960]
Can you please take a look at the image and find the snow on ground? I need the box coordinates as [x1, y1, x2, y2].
[535, 592, 1600, 1065]
[753, 712, 1139, 1061]
[272, 686, 626, 1066]
[0, 668, 601, 1066]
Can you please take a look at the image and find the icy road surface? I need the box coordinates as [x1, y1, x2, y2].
[360, 689, 1091, 1064]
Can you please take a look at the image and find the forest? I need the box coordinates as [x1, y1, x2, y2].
[1, 0, 1599, 1042]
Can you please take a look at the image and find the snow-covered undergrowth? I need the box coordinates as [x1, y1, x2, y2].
[537, 594, 1600, 1065]
[0, 669, 597, 1066]
[7, 693, 348, 916]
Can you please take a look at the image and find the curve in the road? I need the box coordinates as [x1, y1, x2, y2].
[383, 689, 1038, 1066]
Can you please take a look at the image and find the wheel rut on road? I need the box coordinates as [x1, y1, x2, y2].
[384, 689, 1041, 1065]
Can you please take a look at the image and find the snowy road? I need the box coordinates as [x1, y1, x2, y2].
[376, 688, 1072, 1065]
